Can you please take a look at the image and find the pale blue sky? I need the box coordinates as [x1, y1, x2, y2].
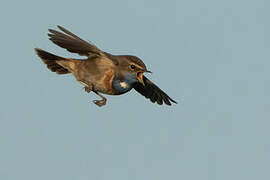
[0, 0, 269, 179]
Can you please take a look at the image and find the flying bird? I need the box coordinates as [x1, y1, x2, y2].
[35, 26, 177, 107]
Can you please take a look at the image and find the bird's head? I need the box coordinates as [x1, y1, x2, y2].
[116, 55, 151, 86]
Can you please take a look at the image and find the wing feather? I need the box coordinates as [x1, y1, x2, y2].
[133, 76, 177, 106]
[48, 26, 119, 65]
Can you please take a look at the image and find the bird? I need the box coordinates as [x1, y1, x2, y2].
[35, 26, 177, 107]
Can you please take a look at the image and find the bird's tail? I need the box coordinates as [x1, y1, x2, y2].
[35, 48, 71, 74]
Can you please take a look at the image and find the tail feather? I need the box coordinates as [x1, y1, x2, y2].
[35, 48, 70, 74]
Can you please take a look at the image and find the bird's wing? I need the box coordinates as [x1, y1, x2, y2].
[133, 76, 177, 106]
[48, 26, 118, 64]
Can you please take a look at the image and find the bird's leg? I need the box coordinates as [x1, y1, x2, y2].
[93, 91, 107, 107]
[79, 80, 92, 93]
[84, 86, 91, 93]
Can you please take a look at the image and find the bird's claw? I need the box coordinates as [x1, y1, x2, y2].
[93, 99, 107, 107]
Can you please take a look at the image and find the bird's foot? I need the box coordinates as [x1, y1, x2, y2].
[93, 99, 107, 107]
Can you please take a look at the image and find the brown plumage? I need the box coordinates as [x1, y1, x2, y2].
[35, 26, 177, 107]
[35, 49, 70, 74]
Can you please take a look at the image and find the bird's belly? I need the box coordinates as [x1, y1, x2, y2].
[77, 68, 117, 95]
[93, 82, 116, 95]
[73, 59, 119, 95]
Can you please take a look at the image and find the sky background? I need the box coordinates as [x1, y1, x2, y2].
[0, 0, 269, 179]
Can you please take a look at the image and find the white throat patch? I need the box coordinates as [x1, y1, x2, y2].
[120, 81, 128, 89]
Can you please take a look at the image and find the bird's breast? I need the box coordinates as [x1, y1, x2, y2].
[100, 70, 133, 95]
[112, 79, 133, 95]
[112, 73, 139, 95]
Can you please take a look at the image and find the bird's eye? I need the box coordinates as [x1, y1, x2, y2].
[130, 64, 136, 70]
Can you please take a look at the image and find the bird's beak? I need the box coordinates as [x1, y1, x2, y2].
[137, 72, 145, 86]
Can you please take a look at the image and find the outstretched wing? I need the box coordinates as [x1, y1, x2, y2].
[133, 76, 177, 106]
[48, 26, 118, 65]
[48, 26, 102, 56]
